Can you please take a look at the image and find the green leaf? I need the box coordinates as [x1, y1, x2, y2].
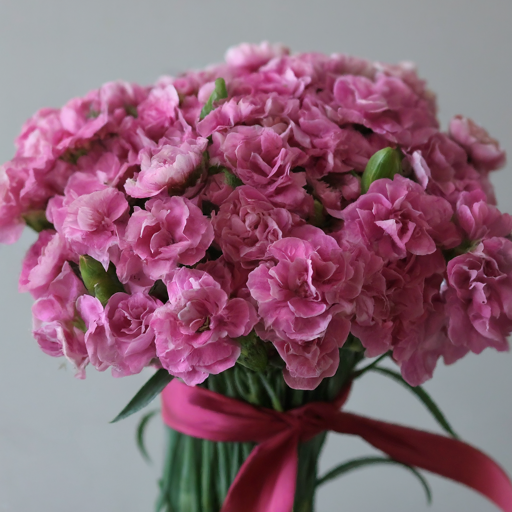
[111, 369, 173, 423]
[361, 147, 402, 193]
[136, 409, 158, 463]
[200, 77, 228, 120]
[79, 255, 125, 306]
[317, 456, 432, 504]
[370, 366, 459, 439]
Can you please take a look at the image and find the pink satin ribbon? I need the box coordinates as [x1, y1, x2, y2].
[161, 379, 512, 512]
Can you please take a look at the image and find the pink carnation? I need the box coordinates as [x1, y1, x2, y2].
[32, 263, 88, 378]
[19, 231, 75, 299]
[150, 268, 257, 385]
[124, 196, 213, 281]
[445, 237, 512, 354]
[125, 137, 208, 198]
[50, 186, 129, 268]
[342, 175, 460, 262]
[332, 73, 438, 146]
[212, 185, 300, 268]
[77, 292, 160, 377]
[455, 190, 512, 241]
[449, 116, 506, 172]
[225, 41, 290, 70]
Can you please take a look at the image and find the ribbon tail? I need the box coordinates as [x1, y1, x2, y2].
[334, 411, 512, 512]
[221, 431, 300, 512]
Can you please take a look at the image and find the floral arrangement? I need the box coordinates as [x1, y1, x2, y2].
[3, 42, 512, 511]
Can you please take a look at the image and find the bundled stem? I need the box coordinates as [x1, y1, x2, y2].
[156, 348, 363, 512]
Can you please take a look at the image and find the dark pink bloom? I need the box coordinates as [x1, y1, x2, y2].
[445, 237, 512, 354]
[150, 268, 257, 385]
[455, 190, 512, 241]
[342, 175, 460, 262]
[212, 186, 300, 268]
[449, 116, 506, 172]
[332, 73, 438, 146]
[124, 196, 213, 280]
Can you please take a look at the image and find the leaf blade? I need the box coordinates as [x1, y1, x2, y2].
[111, 369, 173, 423]
[370, 366, 458, 439]
[136, 409, 159, 463]
[317, 456, 432, 504]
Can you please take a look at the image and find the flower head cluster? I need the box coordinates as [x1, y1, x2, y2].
[4, 43, 510, 388]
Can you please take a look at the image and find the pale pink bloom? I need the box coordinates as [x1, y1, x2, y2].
[19, 231, 75, 298]
[32, 262, 88, 378]
[455, 190, 512, 241]
[0, 162, 26, 243]
[124, 196, 213, 280]
[212, 186, 300, 268]
[125, 137, 208, 198]
[445, 237, 512, 354]
[150, 268, 257, 385]
[225, 42, 290, 70]
[449, 116, 506, 172]
[342, 175, 460, 262]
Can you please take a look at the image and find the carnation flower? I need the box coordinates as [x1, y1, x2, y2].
[124, 196, 213, 281]
[150, 268, 257, 385]
[445, 237, 512, 354]
[342, 174, 460, 262]
[212, 185, 300, 268]
[77, 292, 160, 377]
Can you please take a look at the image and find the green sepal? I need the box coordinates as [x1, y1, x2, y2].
[136, 409, 158, 463]
[309, 199, 326, 227]
[222, 168, 243, 188]
[200, 78, 228, 120]
[79, 255, 125, 306]
[370, 366, 459, 439]
[316, 456, 432, 504]
[23, 210, 54, 233]
[361, 147, 402, 193]
[236, 332, 268, 372]
[111, 368, 173, 423]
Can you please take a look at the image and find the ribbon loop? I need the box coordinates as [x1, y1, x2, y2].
[161, 379, 512, 512]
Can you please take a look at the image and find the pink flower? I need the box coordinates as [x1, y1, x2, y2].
[248, 226, 359, 344]
[212, 185, 300, 268]
[124, 196, 213, 281]
[445, 237, 512, 354]
[455, 190, 512, 241]
[32, 262, 88, 378]
[150, 268, 257, 385]
[51, 186, 129, 268]
[275, 311, 350, 390]
[125, 137, 208, 198]
[332, 73, 438, 146]
[19, 231, 76, 299]
[77, 292, 160, 377]
[225, 42, 290, 71]
[449, 116, 506, 172]
[209, 124, 312, 215]
[341, 175, 460, 262]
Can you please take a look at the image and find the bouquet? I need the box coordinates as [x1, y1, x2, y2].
[3, 42, 512, 511]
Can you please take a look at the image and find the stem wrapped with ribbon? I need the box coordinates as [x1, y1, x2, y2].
[162, 379, 512, 512]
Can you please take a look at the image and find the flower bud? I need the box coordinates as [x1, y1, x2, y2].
[361, 147, 402, 193]
[79, 255, 125, 306]
[237, 332, 268, 372]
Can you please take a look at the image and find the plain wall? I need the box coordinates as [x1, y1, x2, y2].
[0, 1, 511, 510]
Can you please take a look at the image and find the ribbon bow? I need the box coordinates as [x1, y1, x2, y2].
[161, 379, 512, 512]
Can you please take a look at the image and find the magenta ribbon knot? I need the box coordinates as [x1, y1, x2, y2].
[162, 379, 512, 512]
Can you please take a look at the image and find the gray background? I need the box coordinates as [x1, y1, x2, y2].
[0, 0, 511, 510]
